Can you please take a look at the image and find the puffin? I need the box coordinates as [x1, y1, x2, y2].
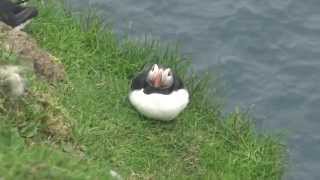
[0, 0, 38, 28]
[129, 64, 189, 121]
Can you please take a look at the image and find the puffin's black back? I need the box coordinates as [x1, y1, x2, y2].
[0, 0, 38, 27]
[131, 71, 184, 95]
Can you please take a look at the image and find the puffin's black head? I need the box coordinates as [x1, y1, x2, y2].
[131, 64, 183, 94]
[146, 64, 174, 89]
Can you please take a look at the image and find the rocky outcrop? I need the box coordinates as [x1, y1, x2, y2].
[0, 22, 71, 142]
[0, 22, 65, 82]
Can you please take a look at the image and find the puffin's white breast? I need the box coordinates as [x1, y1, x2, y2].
[129, 89, 189, 121]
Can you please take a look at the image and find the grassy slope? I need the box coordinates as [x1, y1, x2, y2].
[0, 52, 112, 179]
[0, 1, 284, 179]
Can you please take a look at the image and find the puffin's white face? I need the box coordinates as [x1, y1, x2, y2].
[147, 64, 162, 88]
[160, 68, 174, 89]
[147, 64, 174, 89]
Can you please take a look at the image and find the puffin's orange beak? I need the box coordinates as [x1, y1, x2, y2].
[153, 70, 162, 88]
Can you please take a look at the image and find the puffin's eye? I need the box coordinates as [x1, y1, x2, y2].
[167, 71, 172, 77]
[151, 64, 158, 72]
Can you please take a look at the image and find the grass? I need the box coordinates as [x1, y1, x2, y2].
[0, 0, 284, 179]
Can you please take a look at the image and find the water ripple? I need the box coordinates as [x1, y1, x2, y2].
[69, 0, 320, 179]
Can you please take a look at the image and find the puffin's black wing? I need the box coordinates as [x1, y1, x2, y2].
[0, 0, 37, 27]
[172, 74, 184, 90]
[14, 7, 38, 25]
[131, 72, 148, 90]
[0, 0, 22, 13]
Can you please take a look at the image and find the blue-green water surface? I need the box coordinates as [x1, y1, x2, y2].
[69, 0, 320, 179]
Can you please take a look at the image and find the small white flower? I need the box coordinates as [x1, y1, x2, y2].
[110, 170, 122, 180]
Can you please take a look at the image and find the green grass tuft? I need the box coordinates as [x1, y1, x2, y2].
[0, 0, 285, 179]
